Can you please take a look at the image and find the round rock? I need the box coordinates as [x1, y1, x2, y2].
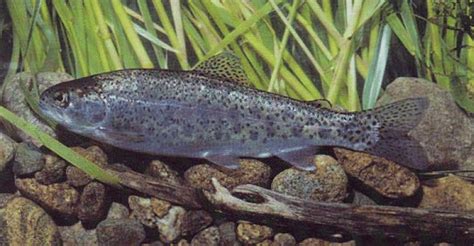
[12, 142, 44, 176]
[145, 160, 183, 185]
[191, 226, 220, 246]
[181, 210, 213, 237]
[0, 132, 16, 181]
[377, 77, 473, 170]
[184, 159, 271, 191]
[15, 178, 79, 218]
[236, 222, 273, 245]
[1, 72, 73, 145]
[0, 197, 61, 245]
[78, 182, 109, 224]
[96, 219, 145, 246]
[34, 154, 67, 185]
[419, 175, 474, 211]
[271, 155, 347, 202]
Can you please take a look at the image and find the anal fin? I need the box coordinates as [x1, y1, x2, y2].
[276, 147, 319, 171]
[206, 155, 241, 169]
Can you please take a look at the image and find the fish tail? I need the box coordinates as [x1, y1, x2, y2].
[360, 97, 430, 170]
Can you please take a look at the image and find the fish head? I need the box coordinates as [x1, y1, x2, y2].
[39, 81, 107, 131]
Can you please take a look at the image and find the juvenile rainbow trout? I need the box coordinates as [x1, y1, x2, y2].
[39, 55, 429, 170]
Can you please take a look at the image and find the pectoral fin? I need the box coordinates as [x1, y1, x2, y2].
[193, 51, 250, 86]
[206, 155, 241, 169]
[276, 147, 319, 171]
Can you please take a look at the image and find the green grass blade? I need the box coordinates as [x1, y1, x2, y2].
[0, 106, 120, 186]
[362, 24, 391, 109]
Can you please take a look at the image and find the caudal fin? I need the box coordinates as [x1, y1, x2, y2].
[362, 97, 430, 170]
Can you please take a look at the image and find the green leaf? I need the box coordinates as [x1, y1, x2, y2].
[362, 24, 391, 109]
[0, 106, 120, 186]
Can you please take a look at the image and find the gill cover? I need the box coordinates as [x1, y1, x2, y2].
[40, 84, 107, 129]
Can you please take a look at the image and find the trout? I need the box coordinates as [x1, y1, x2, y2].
[39, 54, 429, 170]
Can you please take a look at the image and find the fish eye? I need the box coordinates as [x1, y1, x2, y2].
[53, 91, 69, 108]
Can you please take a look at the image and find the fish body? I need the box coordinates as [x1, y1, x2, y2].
[40, 69, 427, 169]
[39, 69, 429, 170]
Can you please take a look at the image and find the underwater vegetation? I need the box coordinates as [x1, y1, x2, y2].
[0, 0, 473, 244]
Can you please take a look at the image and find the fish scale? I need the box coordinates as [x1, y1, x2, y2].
[39, 53, 430, 170]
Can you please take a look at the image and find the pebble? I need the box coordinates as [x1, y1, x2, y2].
[1, 72, 73, 145]
[156, 206, 186, 243]
[128, 195, 185, 243]
[190, 226, 220, 246]
[419, 175, 474, 211]
[0, 132, 16, 181]
[218, 222, 240, 246]
[184, 159, 271, 191]
[334, 148, 420, 198]
[96, 218, 145, 246]
[59, 222, 98, 246]
[129, 195, 171, 227]
[274, 233, 296, 246]
[0, 196, 61, 245]
[15, 177, 79, 218]
[106, 202, 130, 220]
[66, 166, 93, 187]
[78, 182, 109, 224]
[377, 77, 473, 171]
[271, 155, 347, 202]
[181, 210, 213, 236]
[34, 154, 67, 184]
[66, 146, 108, 187]
[236, 222, 273, 245]
[145, 160, 183, 185]
[12, 142, 44, 176]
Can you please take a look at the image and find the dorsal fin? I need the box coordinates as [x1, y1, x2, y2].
[307, 99, 332, 109]
[194, 51, 250, 86]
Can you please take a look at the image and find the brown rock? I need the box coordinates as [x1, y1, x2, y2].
[0, 197, 61, 245]
[35, 154, 67, 185]
[175, 239, 190, 246]
[96, 218, 145, 246]
[15, 178, 79, 217]
[66, 166, 93, 187]
[419, 175, 474, 211]
[59, 222, 98, 246]
[78, 182, 109, 223]
[218, 222, 240, 246]
[151, 197, 172, 218]
[236, 222, 273, 245]
[0, 132, 16, 182]
[256, 239, 274, 246]
[66, 146, 108, 187]
[274, 233, 296, 246]
[191, 226, 220, 246]
[129, 196, 172, 227]
[334, 148, 420, 198]
[145, 160, 183, 185]
[106, 202, 129, 220]
[377, 77, 473, 170]
[184, 159, 271, 191]
[181, 210, 213, 236]
[271, 155, 347, 202]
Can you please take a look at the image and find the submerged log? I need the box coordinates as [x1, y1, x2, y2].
[105, 167, 202, 209]
[204, 178, 474, 241]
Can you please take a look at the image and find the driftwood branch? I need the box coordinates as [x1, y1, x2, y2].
[105, 167, 202, 208]
[204, 178, 474, 241]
